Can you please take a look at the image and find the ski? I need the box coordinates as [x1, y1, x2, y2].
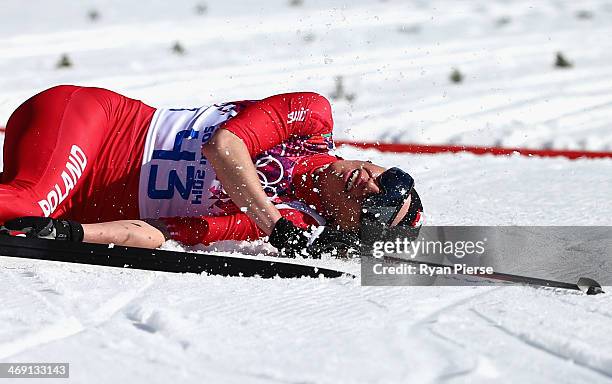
[0, 235, 350, 279]
[378, 255, 604, 295]
[0, 235, 603, 293]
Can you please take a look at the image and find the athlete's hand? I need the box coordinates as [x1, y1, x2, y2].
[2, 216, 84, 242]
[269, 218, 359, 258]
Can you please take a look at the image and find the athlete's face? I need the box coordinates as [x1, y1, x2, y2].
[315, 160, 387, 231]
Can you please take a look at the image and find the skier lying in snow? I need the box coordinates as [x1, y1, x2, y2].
[0, 85, 423, 257]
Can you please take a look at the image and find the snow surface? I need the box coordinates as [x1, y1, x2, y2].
[1, 0, 612, 383]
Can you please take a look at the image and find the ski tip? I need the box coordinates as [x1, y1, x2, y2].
[577, 277, 604, 295]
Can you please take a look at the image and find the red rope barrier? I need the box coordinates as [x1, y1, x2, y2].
[336, 141, 612, 160]
[1, 126, 610, 160]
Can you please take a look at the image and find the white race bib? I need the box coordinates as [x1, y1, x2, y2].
[139, 104, 237, 218]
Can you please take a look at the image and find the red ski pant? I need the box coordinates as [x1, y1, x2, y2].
[0, 85, 155, 224]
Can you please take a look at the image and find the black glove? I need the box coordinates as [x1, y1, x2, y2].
[2, 216, 84, 242]
[269, 218, 359, 258]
